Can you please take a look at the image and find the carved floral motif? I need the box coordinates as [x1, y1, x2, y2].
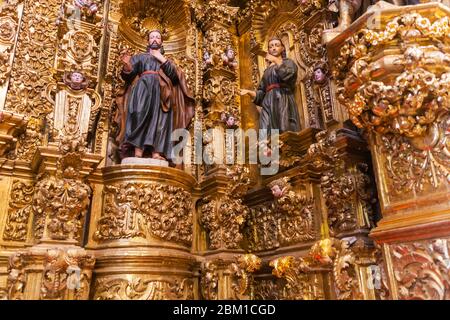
[253, 279, 282, 300]
[33, 173, 91, 242]
[378, 118, 449, 195]
[94, 182, 192, 245]
[2, 180, 34, 242]
[391, 239, 450, 300]
[246, 203, 279, 251]
[199, 166, 250, 249]
[228, 254, 262, 300]
[246, 178, 316, 251]
[270, 238, 367, 300]
[0, 47, 11, 86]
[201, 261, 219, 300]
[6, 252, 27, 300]
[5, 0, 60, 117]
[333, 12, 450, 196]
[270, 178, 316, 244]
[40, 248, 95, 300]
[0, 0, 21, 86]
[7, 117, 44, 161]
[306, 131, 376, 234]
[270, 255, 325, 300]
[94, 277, 194, 300]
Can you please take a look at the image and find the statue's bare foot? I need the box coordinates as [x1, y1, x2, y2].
[152, 152, 166, 161]
[135, 148, 144, 158]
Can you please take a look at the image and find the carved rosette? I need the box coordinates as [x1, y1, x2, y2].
[94, 182, 192, 246]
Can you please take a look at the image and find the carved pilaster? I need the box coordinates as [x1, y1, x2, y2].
[191, 0, 241, 175]
[4, 0, 63, 160]
[306, 130, 378, 238]
[2, 180, 34, 243]
[0, 0, 24, 111]
[328, 3, 450, 299]
[199, 165, 251, 250]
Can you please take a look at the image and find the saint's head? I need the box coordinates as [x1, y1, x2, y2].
[268, 37, 286, 59]
[148, 30, 163, 49]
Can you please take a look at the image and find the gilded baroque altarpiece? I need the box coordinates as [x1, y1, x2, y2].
[0, 0, 448, 300]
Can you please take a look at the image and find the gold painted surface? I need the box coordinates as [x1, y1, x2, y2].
[0, 0, 449, 300]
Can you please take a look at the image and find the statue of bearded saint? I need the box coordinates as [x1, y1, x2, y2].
[115, 30, 195, 163]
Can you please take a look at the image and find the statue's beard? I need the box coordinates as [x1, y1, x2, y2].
[149, 41, 161, 50]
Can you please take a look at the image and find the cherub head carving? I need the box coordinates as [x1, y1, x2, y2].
[64, 71, 89, 90]
[267, 176, 291, 198]
[313, 65, 328, 84]
[221, 46, 238, 70]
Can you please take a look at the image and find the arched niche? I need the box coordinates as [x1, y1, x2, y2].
[248, 0, 334, 130]
[106, 0, 200, 168]
[117, 0, 190, 54]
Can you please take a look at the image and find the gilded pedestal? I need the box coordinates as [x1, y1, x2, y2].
[87, 165, 198, 300]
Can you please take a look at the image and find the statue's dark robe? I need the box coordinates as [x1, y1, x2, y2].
[253, 58, 301, 134]
[116, 52, 195, 161]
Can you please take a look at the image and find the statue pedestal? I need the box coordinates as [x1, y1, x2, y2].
[87, 164, 198, 299]
[121, 157, 169, 167]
